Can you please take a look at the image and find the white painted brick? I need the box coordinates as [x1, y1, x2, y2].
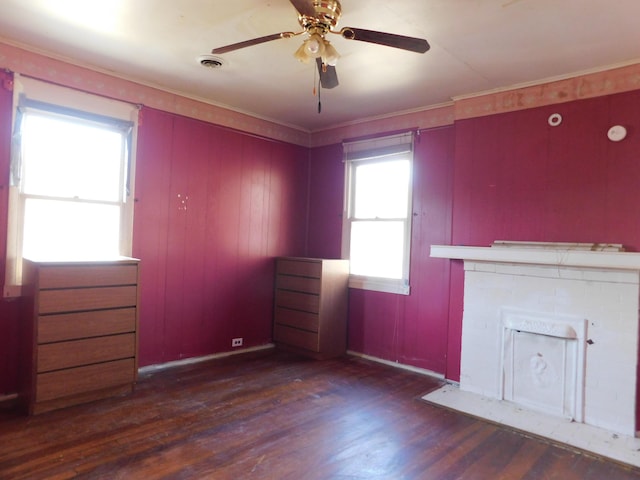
[582, 268, 639, 284]
[471, 262, 497, 273]
[459, 248, 640, 436]
[558, 268, 585, 280]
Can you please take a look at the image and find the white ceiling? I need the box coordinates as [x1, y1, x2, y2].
[1, 0, 639, 132]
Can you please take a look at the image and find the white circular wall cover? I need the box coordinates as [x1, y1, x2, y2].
[607, 125, 627, 142]
[548, 113, 562, 127]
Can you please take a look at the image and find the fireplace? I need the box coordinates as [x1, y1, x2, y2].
[430, 241, 640, 437]
[500, 307, 586, 422]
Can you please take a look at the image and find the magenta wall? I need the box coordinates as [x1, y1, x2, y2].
[307, 143, 344, 258]
[307, 126, 456, 373]
[452, 94, 640, 248]
[132, 108, 308, 366]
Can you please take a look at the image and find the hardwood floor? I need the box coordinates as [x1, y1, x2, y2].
[1, 350, 639, 479]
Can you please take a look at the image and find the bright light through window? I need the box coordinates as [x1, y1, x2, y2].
[347, 156, 411, 281]
[23, 200, 121, 259]
[22, 113, 124, 202]
[354, 160, 410, 219]
[19, 110, 127, 260]
[350, 220, 405, 278]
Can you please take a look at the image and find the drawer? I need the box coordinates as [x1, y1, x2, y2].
[38, 333, 136, 373]
[39, 286, 137, 314]
[274, 307, 319, 332]
[276, 274, 320, 294]
[277, 259, 321, 278]
[275, 290, 319, 313]
[38, 308, 136, 343]
[274, 324, 319, 352]
[39, 264, 138, 289]
[36, 358, 135, 402]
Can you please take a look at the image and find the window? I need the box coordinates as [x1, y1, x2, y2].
[342, 132, 414, 295]
[4, 76, 138, 296]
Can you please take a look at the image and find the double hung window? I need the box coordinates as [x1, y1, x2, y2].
[4, 76, 137, 295]
[342, 132, 414, 295]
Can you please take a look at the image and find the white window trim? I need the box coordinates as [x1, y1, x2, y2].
[3, 75, 139, 298]
[341, 132, 414, 295]
[348, 274, 411, 295]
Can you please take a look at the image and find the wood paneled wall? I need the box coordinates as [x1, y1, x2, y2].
[132, 108, 308, 366]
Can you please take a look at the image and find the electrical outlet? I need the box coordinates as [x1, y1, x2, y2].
[231, 337, 243, 347]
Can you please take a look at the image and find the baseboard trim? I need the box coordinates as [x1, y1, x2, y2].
[138, 344, 276, 374]
[0, 393, 19, 408]
[346, 350, 445, 380]
[0, 393, 18, 402]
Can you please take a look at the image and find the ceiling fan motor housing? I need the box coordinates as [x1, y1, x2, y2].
[298, 0, 342, 34]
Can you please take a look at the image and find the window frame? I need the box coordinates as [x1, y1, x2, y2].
[4, 75, 138, 298]
[341, 132, 414, 295]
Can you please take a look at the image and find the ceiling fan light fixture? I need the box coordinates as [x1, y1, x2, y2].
[303, 33, 325, 58]
[322, 40, 340, 66]
[294, 42, 312, 63]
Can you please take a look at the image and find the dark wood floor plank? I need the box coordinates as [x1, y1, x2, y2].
[493, 437, 549, 480]
[1, 351, 639, 479]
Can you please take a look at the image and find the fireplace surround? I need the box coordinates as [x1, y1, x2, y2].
[431, 241, 640, 437]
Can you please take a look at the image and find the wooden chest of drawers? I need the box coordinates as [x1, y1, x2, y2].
[273, 257, 349, 359]
[21, 258, 140, 414]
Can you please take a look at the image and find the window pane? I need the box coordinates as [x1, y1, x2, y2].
[22, 113, 124, 202]
[22, 199, 120, 260]
[350, 220, 405, 279]
[353, 159, 410, 219]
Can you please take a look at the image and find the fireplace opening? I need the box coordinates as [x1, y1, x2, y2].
[500, 308, 586, 422]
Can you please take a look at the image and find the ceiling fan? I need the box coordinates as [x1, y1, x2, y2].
[211, 0, 430, 90]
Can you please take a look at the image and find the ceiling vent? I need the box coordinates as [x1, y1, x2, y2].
[198, 54, 225, 69]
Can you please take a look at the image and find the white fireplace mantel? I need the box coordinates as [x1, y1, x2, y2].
[430, 243, 640, 270]
[430, 240, 640, 438]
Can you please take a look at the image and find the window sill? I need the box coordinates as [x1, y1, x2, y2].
[3, 284, 23, 299]
[348, 276, 410, 295]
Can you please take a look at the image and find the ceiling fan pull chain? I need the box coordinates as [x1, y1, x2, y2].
[313, 62, 317, 96]
[317, 77, 322, 114]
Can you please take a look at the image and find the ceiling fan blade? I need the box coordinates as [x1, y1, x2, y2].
[316, 58, 339, 89]
[289, 0, 316, 17]
[212, 32, 296, 54]
[339, 27, 430, 53]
